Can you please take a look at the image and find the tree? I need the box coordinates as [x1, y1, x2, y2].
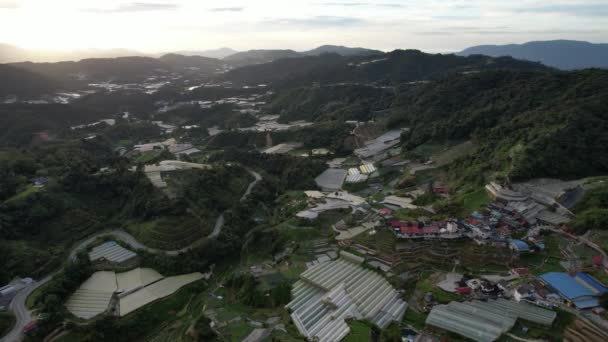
[194, 315, 217, 341]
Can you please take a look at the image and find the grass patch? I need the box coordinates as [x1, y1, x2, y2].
[403, 308, 427, 330]
[343, 321, 372, 342]
[393, 208, 430, 221]
[517, 234, 564, 275]
[54, 332, 88, 342]
[415, 277, 460, 304]
[459, 188, 490, 212]
[587, 269, 608, 286]
[134, 150, 162, 164]
[224, 320, 253, 342]
[3, 184, 41, 204]
[352, 229, 396, 254]
[119, 281, 207, 340]
[433, 141, 474, 166]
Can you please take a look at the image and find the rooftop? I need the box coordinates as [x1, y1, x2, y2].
[539, 272, 607, 308]
[88, 241, 137, 264]
[286, 251, 407, 342]
[426, 299, 556, 342]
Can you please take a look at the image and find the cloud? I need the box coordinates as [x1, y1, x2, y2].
[319, 2, 404, 7]
[415, 28, 605, 36]
[516, 3, 608, 17]
[0, 1, 17, 9]
[431, 14, 480, 20]
[208, 7, 245, 12]
[84, 2, 179, 13]
[262, 16, 366, 28]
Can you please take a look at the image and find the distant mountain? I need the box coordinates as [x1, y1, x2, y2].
[223, 49, 550, 87]
[172, 47, 239, 59]
[222, 45, 382, 67]
[223, 49, 301, 67]
[11, 56, 169, 84]
[0, 43, 146, 63]
[158, 53, 223, 72]
[0, 64, 58, 98]
[459, 40, 608, 70]
[302, 45, 382, 57]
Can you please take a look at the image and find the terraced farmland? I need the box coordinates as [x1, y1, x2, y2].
[125, 215, 208, 250]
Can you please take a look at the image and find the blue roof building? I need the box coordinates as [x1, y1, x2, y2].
[539, 272, 607, 309]
[509, 239, 530, 253]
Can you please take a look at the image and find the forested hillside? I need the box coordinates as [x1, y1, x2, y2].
[389, 69, 608, 182]
[223, 49, 550, 87]
[0, 64, 58, 97]
[267, 84, 394, 123]
[0, 104, 111, 146]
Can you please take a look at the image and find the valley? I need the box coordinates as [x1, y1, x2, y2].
[0, 43, 608, 342]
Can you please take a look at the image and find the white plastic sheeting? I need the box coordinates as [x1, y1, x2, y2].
[286, 252, 407, 341]
[89, 241, 137, 263]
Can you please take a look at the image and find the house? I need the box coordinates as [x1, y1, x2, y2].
[512, 267, 530, 276]
[592, 255, 604, 267]
[32, 177, 48, 187]
[514, 284, 534, 302]
[497, 280, 509, 292]
[445, 221, 458, 233]
[432, 182, 449, 195]
[379, 208, 392, 216]
[466, 279, 482, 290]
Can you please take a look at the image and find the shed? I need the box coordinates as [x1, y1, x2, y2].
[509, 240, 530, 253]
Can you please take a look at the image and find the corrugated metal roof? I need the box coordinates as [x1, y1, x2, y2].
[509, 239, 530, 251]
[540, 272, 607, 302]
[426, 299, 556, 342]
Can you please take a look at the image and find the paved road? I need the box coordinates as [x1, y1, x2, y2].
[2, 273, 55, 342]
[2, 168, 262, 342]
[241, 170, 262, 202]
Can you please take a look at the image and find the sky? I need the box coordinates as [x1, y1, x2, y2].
[0, 0, 607, 53]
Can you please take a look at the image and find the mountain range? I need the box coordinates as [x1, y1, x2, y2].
[170, 47, 239, 59]
[0, 43, 382, 65]
[0, 43, 145, 63]
[459, 40, 608, 70]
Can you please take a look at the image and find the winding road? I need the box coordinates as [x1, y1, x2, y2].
[1, 169, 262, 342]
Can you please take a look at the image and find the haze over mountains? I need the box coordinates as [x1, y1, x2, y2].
[0, 43, 382, 64]
[459, 40, 608, 70]
[0, 43, 145, 64]
[172, 47, 239, 59]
